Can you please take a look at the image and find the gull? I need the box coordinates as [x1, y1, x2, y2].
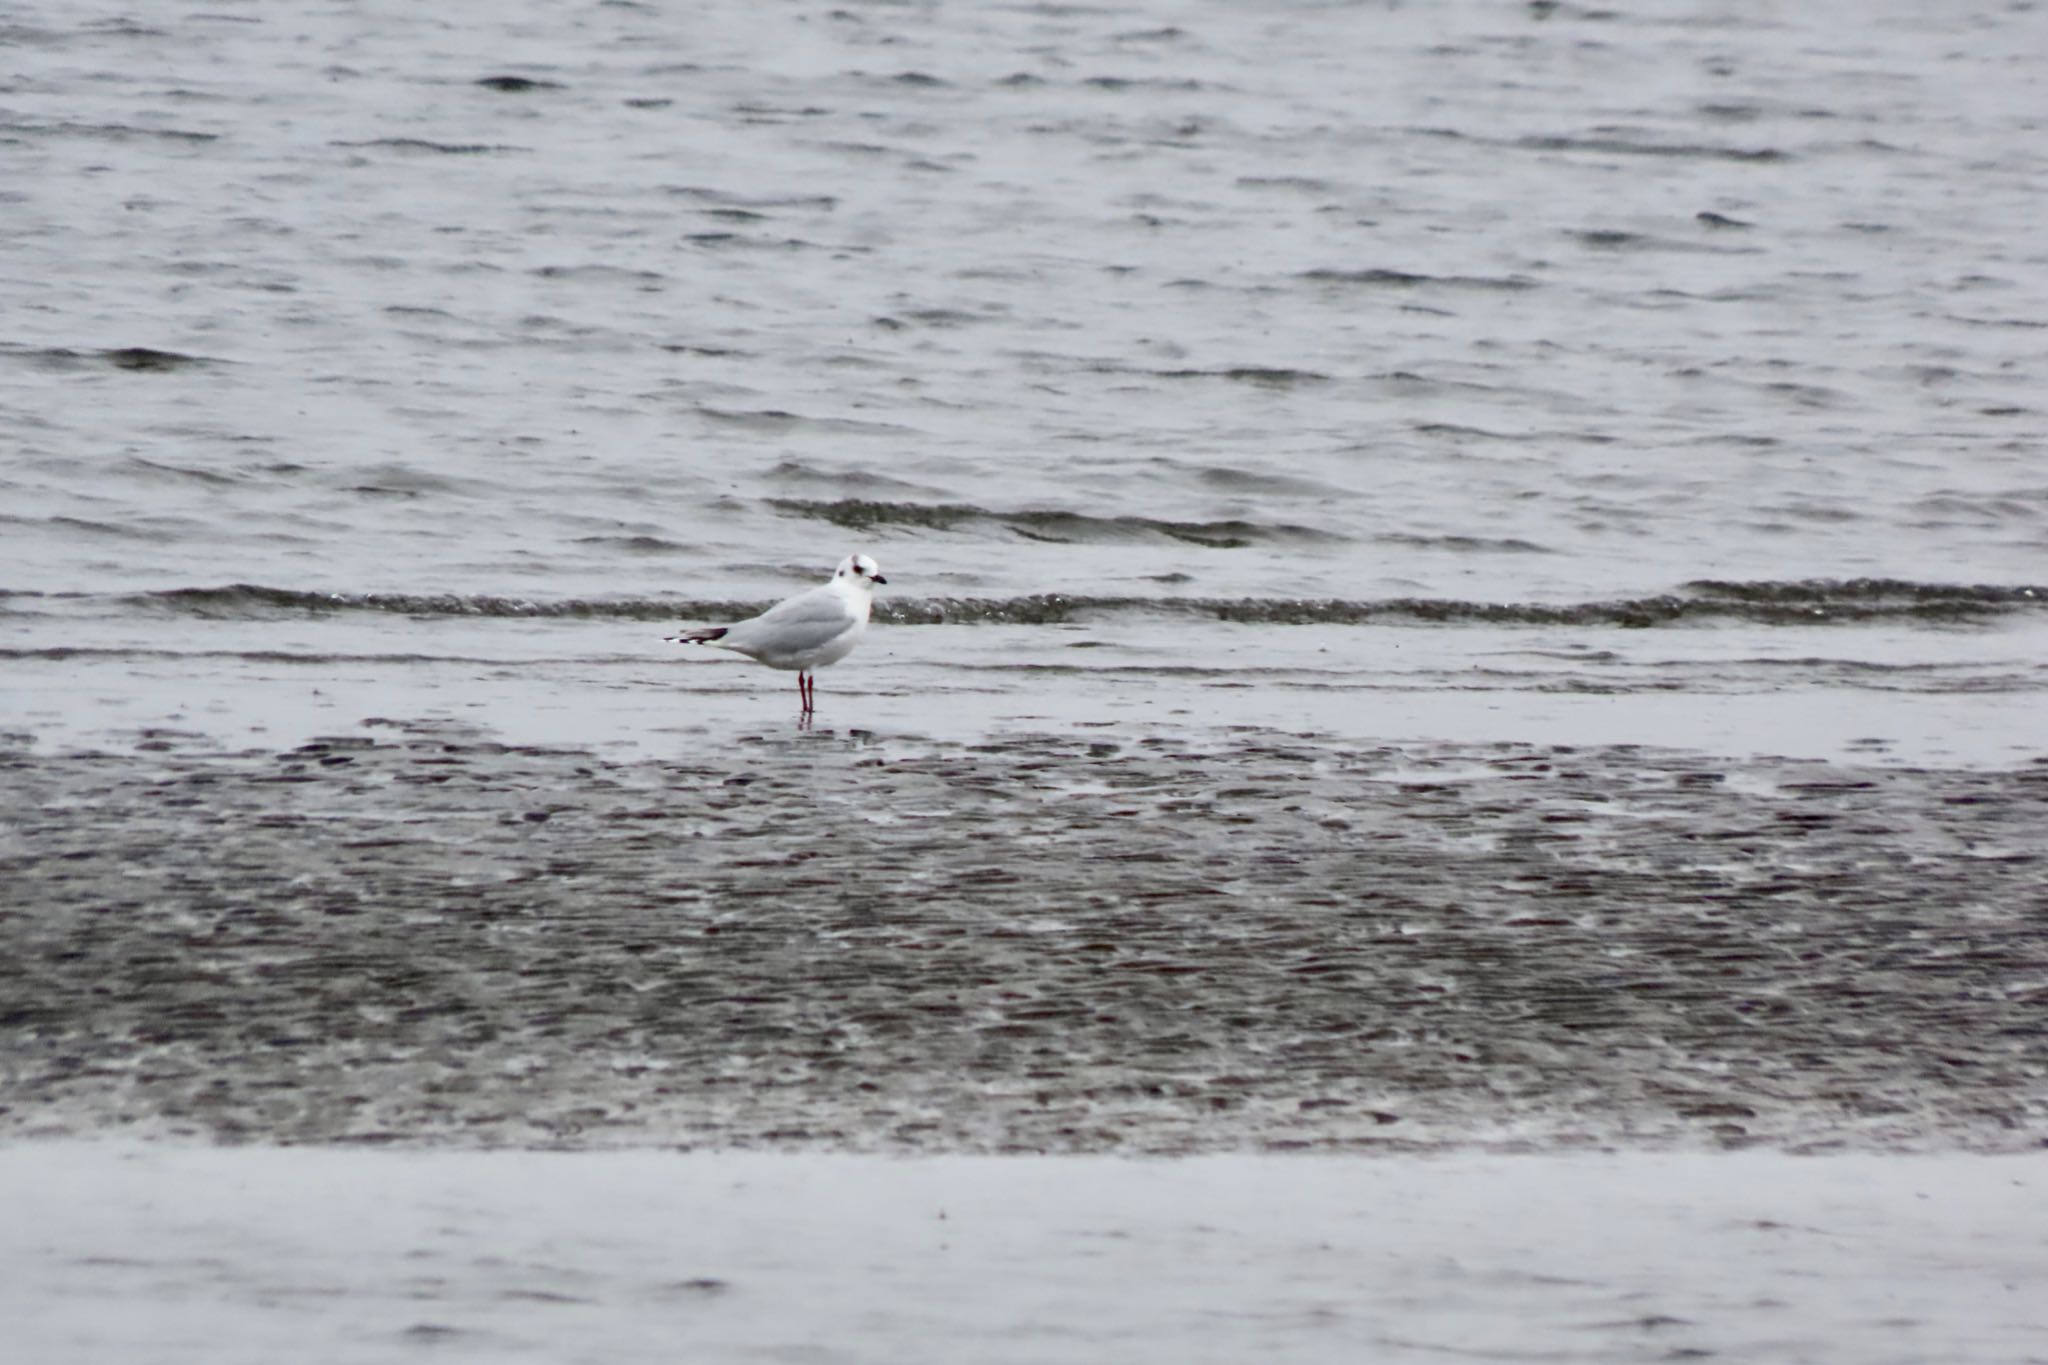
[666, 553, 886, 714]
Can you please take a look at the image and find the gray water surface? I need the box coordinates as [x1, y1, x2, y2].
[4, 0, 2044, 607]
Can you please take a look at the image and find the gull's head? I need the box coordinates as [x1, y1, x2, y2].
[834, 553, 887, 588]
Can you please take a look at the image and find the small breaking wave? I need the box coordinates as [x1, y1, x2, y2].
[880, 584, 2041, 627]
[1516, 134, 1789, 163]
[766, 498, 1345, 547]
[331, 137, 527, 155]
[1296, 268, 1539, 292]
[3, 120, 217, 144]
[1380, 533, 1552, 554]
[104, 579, 2046, 627]
[1679, 578, 2042, 606]
[122, 585, 737, 622]
[0, 344, 220, 372]
[1406, 126, 1789, 165]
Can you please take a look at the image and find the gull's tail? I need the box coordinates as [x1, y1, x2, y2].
[665, 626, 728, 645]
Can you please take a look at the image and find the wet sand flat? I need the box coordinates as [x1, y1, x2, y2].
[4, 724, 2043, 1152]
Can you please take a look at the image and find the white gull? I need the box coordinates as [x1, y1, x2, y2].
[666, 553, 886, 714]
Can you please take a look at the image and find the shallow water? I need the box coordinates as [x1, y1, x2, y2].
[7, 1146, 2046, 1365]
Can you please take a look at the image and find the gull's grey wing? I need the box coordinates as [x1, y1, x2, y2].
[719, 586, 855, 658]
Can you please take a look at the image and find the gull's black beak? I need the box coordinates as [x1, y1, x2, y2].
[872, 573, 887, 585]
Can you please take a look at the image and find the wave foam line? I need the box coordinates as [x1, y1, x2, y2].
[101, 580, 2048, 627]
